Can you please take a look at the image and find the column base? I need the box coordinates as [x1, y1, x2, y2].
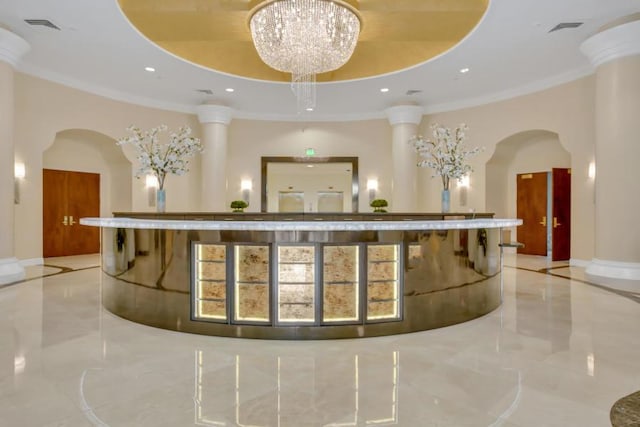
[0, 257, 26, 286]
[585, 258, 640, 292]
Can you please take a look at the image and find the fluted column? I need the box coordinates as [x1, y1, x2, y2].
[385, 105, 423, 212]
[581, 20, 640, 281]
[0, 29, 29, 285]
[196, 105, 233, 211]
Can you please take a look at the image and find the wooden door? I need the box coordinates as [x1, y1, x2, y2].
[517, 172, 548, 255]
[43, 169, 100, 257]
[552, 168, 571, 261]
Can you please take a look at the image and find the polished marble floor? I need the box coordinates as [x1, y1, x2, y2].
[0, 254, 639, 426]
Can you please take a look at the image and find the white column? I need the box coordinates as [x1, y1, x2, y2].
[385, 105, 423, 212]
[196, 105, 233, 212]
[581, 20, 640, 282]
[0, 29, 29, 285]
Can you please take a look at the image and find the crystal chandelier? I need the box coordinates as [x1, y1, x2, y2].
[249, 0, 362, 112]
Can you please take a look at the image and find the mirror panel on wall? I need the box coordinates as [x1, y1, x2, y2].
[262, 157, 358, 212]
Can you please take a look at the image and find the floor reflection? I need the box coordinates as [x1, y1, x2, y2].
[194, 350, 399, 426]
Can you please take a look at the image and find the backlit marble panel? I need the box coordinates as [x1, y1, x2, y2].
[323, 245, 358, 283]
[368, 262, 397, 281]
[367, 281, 397, 301]
[279, 264, 314, 283]
[367, 300, 397, 319]
[279, 303, 314, 322]
[199, 282, 226, 299]
[197, 244, 225, 261]
[236, 284, 269, 321]
[278, 284, 314, 304]
[279, 246, 314, 263]
[368, 245, 397, 262]
[323, 284, 358, 320]
[236, 245, 269, 283]
[198, 262, 226, 281]
[198, 300, 226, 318]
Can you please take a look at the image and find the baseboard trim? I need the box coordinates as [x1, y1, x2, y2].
[0, 257, 26, 285]
[586, 258, 640, 281]
[569, 258, 590, 268]
[20, 258, 44, 267]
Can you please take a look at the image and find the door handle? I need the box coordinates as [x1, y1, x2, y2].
[539, 216, 547, 227]
[69, 215, 76, 225]
[553, 217, 561, 228]
[62, 216, 68, 226]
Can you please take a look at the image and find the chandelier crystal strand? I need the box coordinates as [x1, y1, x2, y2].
[249, 0, 361, 112]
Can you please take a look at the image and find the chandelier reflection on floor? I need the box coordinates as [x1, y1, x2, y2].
[249, 0, 362, 112]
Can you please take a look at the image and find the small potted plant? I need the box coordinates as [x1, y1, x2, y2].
[230, 200, 248, 213]
[370, 199, 388, 213]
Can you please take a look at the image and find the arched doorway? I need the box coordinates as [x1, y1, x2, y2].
[486, 130, 571, 260]
[42, 129, 131, 257]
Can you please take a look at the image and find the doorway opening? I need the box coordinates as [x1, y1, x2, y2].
[42, 129, 131, 257]
[486, 130, 571, 261]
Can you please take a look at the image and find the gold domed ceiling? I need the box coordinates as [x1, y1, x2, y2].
[118, 0, 488, 83]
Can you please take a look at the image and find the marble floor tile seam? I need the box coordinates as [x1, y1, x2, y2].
[503, 264, 640, 304]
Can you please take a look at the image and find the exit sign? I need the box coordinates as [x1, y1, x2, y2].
[305, 148, 315, 156]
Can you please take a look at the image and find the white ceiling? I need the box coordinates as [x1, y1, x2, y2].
[1, 0, 639, 122]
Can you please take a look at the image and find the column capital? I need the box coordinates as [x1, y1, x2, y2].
[384, 105, 423, 126]
[196, 104, 233, 125]
[580, 20, 640, 67]
[0, 28, 30, 67]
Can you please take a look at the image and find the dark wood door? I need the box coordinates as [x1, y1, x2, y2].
[43, 169, 100, 257]
[552, 168, 571, 261]
[517, 172, 548, 256]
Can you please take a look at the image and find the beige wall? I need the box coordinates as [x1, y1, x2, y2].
[43, 129, 132, 217]
[423, 77, 596, 261]
[13, 72, 598, 262]
[13, 74, 201, 260]
[227, 120, 393, 213]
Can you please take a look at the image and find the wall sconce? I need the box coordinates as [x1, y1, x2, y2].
[14, 162, 25, 204]
[241, 179, 252, 204]
[146, 174, 158, 207]
[588, 162, 596, 179]
[366, 179, 378, 203]
[457, 175, 469, 207]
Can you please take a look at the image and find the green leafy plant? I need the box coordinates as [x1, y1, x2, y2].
[230, 200, 248, 212]
[370, 199, 388, 213]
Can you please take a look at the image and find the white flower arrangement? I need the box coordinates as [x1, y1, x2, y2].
[409, 123, 482, 191]
[117, 125, 203, 190]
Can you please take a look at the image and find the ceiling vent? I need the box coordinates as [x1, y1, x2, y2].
[195, 89, 214, 95]
[24, 19, 60, 30]
[406, 89, 422, 96]
[549, 22, 583, 33]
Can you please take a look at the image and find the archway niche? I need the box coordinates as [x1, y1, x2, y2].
[43, 129, 132, 217]
[486, 129, 570, 234]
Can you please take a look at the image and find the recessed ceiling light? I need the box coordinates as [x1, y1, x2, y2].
[306, 164, 314, 168]
[145, 66, 155, 72]
[306, 107, 314, 112]
[460, 68, 470, 73]
[380, 88, 390, 93]
[225, 88, 234, 92]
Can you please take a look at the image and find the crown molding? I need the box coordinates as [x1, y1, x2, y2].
[384, 105, 424, 126]
[196, 104, 233, 125]
[580, 20, 640, 67]
[0, 28, 30, 67]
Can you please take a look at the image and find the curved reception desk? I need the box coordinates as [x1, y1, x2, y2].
[81, 214, 521, 339]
